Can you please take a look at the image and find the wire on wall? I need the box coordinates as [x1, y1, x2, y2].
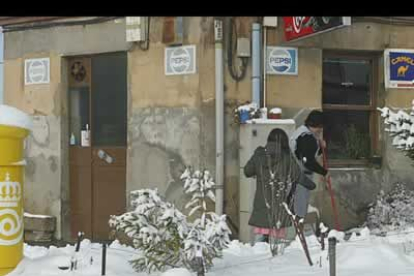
[138, 17, 150, 51]
[226, 17, 248, 82]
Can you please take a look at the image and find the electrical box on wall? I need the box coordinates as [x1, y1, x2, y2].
[237, 37, 251, 57]
[126, 17, 148, 42]
[263, 17, 278, 27]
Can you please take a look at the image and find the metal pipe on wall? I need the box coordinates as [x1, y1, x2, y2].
[214, 19, 224, 215]
[252, 23, 262, 107]
[263, 25, 267, 108]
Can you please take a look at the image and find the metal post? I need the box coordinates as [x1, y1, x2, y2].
[214, 18, 224, 215]
[196, 256, 205, 276]
[101, 243, 107, 276]
[328, 237, 336, 276]
[252, 23, 261, 106]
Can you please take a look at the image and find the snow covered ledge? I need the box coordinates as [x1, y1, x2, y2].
[245, 118, 295, 125]
[24, 212, 56, 243]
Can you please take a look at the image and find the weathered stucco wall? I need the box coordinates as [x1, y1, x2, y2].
[4, 17, 414, 240]
[3, 19, 130, 240]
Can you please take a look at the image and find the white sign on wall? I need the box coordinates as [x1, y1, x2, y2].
[266, 46, 298, 75]
[165, 45, 196, 75]
[25, 58, 50, 85]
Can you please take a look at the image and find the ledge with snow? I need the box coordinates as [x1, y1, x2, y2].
[245, 118, 295, 125]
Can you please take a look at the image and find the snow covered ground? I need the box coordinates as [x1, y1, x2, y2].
[7, 227, 414, 276]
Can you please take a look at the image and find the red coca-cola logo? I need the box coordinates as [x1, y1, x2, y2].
[293, 17, 307, 33]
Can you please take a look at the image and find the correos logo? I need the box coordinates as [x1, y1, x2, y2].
[269, 48, 293, 73]
[170, 48, 191, 74]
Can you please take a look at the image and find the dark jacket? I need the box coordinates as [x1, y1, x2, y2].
[243, 143, 290, 228]
[295, 134, 327, 176]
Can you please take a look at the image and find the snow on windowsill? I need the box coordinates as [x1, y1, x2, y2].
[245, 118, 295, 124]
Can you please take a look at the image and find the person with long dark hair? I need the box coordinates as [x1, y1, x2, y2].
[244, 128, 302, 248]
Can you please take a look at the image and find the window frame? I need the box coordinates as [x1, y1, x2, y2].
[322, 51, 380, 167]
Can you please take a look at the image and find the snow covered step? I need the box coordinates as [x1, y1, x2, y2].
[24, 212, 56, 242]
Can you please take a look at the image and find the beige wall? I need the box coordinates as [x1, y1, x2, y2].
[4, 17, 414, 239]
[4, 52, 63, 237]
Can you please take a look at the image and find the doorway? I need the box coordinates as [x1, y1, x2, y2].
[68, 52, 127, 241]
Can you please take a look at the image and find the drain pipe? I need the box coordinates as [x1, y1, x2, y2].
[252, 23, 261, 106]
[214, 19, 224, 215]
[263, 24, 267, 108]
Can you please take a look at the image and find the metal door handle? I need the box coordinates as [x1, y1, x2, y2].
[97, 149, 114, 164]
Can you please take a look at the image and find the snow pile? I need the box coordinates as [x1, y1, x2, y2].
[0, 104, 33, 131]
[160, 268, 192, 276]
[237, 102, 259, 112]
[234, 102, 261, 123]
[367, 183, 414, 234]
[7, 227, 414, 276]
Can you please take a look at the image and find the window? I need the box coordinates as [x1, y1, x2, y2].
[322, 52, 379, 166]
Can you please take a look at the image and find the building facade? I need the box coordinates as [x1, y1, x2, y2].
[0, 16, 413, 241]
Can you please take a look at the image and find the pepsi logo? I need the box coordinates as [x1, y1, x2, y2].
[170, 48, 191, 74]
[269, 48, 293, 73]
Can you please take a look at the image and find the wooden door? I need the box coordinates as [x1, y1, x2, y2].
[69, 52, 127, 241]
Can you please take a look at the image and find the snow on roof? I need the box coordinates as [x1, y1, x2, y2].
[0, 105, 33, 131]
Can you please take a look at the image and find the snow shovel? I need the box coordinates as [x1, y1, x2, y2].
[321, 146, 341, 231]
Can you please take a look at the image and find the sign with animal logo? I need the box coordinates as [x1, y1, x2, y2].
[165, 45, 196, 75]
[384, 49, 414, 89]
[266, 46, 298, 75]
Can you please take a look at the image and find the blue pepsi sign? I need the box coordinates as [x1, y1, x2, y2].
[266, 47, 298, 75]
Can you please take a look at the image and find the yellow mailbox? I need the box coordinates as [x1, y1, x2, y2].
[0, 105, 32, 276]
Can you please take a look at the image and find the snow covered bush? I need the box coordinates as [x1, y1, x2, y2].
[109, 168, 231, 273]
[367, 183, 414, 234]
[109, 189, 188, 272]
[378, 100, 414, 161]
[180, 168, 231, 269]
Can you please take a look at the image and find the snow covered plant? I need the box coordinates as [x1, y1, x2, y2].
[180, 168, 231, 269]
[378, 100, 414, 161]
[109, 169, 231, 273]
[109, 189, 188, 272]
[367, 183, 414, 234]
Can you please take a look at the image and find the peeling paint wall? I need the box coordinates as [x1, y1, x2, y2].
[3, 19, 129, 240]
[3, 17, 414, 240]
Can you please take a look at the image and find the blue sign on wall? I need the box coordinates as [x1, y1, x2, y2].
[266, 46, 298, 75]
[385, 49, 414, 89]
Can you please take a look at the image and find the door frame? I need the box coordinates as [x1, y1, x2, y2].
[61, 51, 129, 242]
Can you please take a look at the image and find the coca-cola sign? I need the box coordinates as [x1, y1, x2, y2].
[283, 17, 351, 42]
